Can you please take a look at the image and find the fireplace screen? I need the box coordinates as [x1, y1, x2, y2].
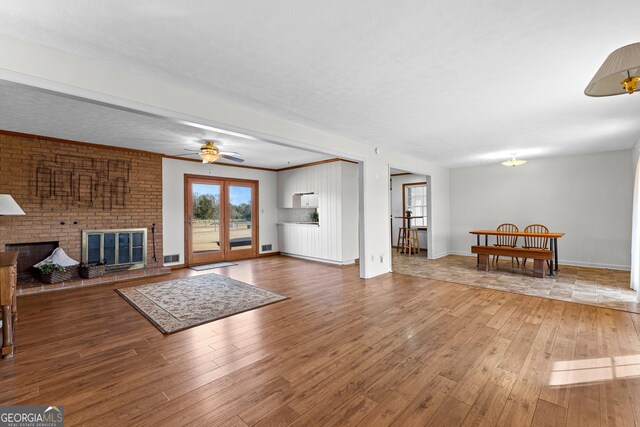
[82, 228, 147, 270]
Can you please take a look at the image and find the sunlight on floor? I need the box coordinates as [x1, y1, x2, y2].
[549, 354, 640, 386]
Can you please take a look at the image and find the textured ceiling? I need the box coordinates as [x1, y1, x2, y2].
[0, 1, 639, 167]
[0, 81, 332, 169]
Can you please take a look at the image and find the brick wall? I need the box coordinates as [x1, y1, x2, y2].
[0, 132, 163, 268]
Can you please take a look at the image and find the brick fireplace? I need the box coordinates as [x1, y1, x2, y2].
[0, 131, 167, 292]
[5, 241, 59, 282]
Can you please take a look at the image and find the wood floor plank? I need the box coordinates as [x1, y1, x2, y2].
[530, 399, 567, 427]
[390, 375, 457, 426]
[425, 396, 471, 426]
[460, 367, 517, 427]
[3, 256, 639, 426]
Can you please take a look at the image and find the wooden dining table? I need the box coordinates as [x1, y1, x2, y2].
[469, 230, 565, 276]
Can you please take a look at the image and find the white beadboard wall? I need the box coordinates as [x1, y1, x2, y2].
[277, 161, 359, 263]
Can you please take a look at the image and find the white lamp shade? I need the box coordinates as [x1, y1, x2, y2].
[0, 195, 25, 215]
[585, 42, 640, 97]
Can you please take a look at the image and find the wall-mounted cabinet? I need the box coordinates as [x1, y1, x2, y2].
[277, 161, 359, 264]
[292, 193, 319, 208]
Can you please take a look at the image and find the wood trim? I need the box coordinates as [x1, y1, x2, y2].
[275, 158, 357, 172]
[401, 181, 428, 220]
[390, 172, 412, 177]
[258, 251, 281, 258]
[0, 129, 165, 157]
[1, 129, 355, 173]
[224, 179, 260, 261]
[164, 154, 278, 172]
[400, 181, 428, 250]
[184, 174, 260, 266]
[169, 264, 186, 270]
[184, 176, 226, 266]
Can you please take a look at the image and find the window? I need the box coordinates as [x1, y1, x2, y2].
[404, 183, 427, 227]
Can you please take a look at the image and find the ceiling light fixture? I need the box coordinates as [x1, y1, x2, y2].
[501, 155, 527, 167]
[198, 140, 221, 163]
[585, 42, 640, 96]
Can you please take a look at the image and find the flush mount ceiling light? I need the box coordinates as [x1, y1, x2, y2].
[501, 155, 527, 167]
[585, 42, 640, 96]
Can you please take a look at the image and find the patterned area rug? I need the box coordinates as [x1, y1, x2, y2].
[116, 274, 289, 333]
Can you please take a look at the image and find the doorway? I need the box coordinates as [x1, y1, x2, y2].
[389, 168, 432, 271]
[184, 174, 258, 265]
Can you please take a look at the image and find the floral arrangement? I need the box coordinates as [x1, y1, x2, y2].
[37, 263, 67, 275]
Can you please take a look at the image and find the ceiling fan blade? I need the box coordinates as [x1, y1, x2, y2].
[183, 148, 200, 152]
[220, 154, 245, 163]
[219, 151, 241, 157]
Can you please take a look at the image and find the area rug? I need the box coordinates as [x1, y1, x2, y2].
[116, 274, 289, 333]
[190, 262, 237, 271]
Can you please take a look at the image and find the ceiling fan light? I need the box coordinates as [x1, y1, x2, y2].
[199, 151, 220, 163]
[501, 156, 527, 167]
[585, 42, 640, 96]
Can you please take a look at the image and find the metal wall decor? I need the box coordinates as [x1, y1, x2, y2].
[32, 154, 132, 210]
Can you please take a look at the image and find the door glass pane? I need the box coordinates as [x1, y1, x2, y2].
[228, 185, 253, 250]
[192, 183, 221, 253]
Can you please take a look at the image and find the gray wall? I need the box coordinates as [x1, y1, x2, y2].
[449, 150, 633, 269]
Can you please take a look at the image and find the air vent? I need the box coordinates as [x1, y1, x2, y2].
[261, 244, 272, 251]
[163, 254, 180, 263]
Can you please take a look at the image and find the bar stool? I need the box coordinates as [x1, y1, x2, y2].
[397, 227, 407, 253]
[404, 228, 420, 255]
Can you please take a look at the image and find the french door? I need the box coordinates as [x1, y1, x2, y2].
[185, 175, 258, 265]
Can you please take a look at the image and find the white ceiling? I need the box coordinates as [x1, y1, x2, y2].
[0, 1, 639, 167]
[0, 81, 332, 169]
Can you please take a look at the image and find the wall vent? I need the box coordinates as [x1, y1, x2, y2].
[261, 244, 272, 251]
[163, 254, 180, 263]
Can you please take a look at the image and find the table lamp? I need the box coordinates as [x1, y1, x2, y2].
[0, 195, 25, 216]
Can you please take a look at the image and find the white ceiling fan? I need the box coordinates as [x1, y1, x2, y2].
[174, 139, 245, 164]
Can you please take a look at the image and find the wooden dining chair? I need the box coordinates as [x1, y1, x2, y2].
[493, 223, 520, 267]
[522, 224, 551, 269]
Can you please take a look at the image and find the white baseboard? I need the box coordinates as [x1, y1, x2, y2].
[446, 251, 631, 271]
[280, 252, 355, 266]
[430, 252, 450, 260]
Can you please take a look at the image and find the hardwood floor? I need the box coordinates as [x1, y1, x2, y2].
[3, 255, 640, 426]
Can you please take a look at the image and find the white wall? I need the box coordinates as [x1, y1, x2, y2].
[450, 150, 633, 269]
[630, 140, 640, 292]
[0, 34, 450, 278]
[162, 158, 278, 265]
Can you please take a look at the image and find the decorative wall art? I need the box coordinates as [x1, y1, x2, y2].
[32, 154, 132, 210]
